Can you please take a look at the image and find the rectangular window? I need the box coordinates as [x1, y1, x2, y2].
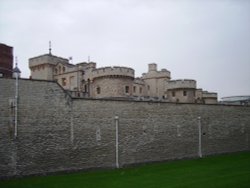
[125, 86, 129, 93]
[70, 76, 74, 85]
[183, 90, 187, 96]
[133, 86, 136, 93]
[172, 91, 175, 97]
[97, 87, 101, 94]
[140, 87, 142, 94]
[62, 78, 67, 86]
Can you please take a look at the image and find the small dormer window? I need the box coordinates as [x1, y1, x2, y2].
[63, 67, 66, 73]
[54, 68, 58, 74]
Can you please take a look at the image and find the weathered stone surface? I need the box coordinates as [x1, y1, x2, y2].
[0, 78, 249, 178]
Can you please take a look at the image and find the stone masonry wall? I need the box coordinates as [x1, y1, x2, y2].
[0, 78, 249, 178]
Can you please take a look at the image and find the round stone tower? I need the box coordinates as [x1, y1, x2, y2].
[91, 66, 135, 98]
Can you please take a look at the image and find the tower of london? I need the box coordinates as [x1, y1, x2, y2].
[29, 52, 217, 104]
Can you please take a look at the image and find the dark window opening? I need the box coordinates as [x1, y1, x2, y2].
[125, 86, 129, 93]
[97, 87, 101, 94]
[172, 91, 175, 97]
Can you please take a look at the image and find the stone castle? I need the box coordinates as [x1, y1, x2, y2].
[1, 45, 249, 179]
[29, 52, 217, 104]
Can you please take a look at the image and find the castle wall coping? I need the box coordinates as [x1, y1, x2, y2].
[142, 70, 171, 79]
[70, 96, 249, 107]
[168, 79, 196, 82]
[29, 54, 69, 61]
[166, 79, 197, 89]
[202, 92, 218, 98]
[29, 54, 69, 67]
[91, 66, 134, 79]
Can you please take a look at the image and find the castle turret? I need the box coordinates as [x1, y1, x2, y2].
[166, 79, 197, 103]
[202, 91, 218, 104]
[91, 66, 135, 98]
[29, 54, 69, 80]
[142, 63, 171, 99]
[148, 63, 157, 72]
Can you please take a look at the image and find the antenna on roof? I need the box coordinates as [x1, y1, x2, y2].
[49, 41, 52, 55]
[88, 55, 90, 63]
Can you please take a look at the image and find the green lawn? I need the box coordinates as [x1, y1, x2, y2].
[1, 152, 250, 188]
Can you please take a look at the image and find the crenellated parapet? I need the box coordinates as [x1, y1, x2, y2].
[142, 63, 171, 80]
[76, 62, 96, 70]
[91, 66, 134, 80]
[29, 54, 69, 68]
[166, 79, 196, 90]
[202, 91, 217, 98]
[142, 69, 171, 79]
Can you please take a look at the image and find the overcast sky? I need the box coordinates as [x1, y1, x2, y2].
[1, 0, 249, 99]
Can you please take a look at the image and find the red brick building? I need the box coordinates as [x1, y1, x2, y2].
[0, 43, 13, 78]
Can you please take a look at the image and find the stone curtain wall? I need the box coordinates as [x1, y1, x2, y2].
[0, 79, 72, 177]
[73, 99, 249, 167]
[0, 78, 249, 178]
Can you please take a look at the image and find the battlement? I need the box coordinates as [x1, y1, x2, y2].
[202, 91, 218, 98]
[166, 79, 197, 90]
[76, 62, 96, 70]
[142, 69, 171, 79]
[29, 54, 69, 68]
[92, 66, 134, 79]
